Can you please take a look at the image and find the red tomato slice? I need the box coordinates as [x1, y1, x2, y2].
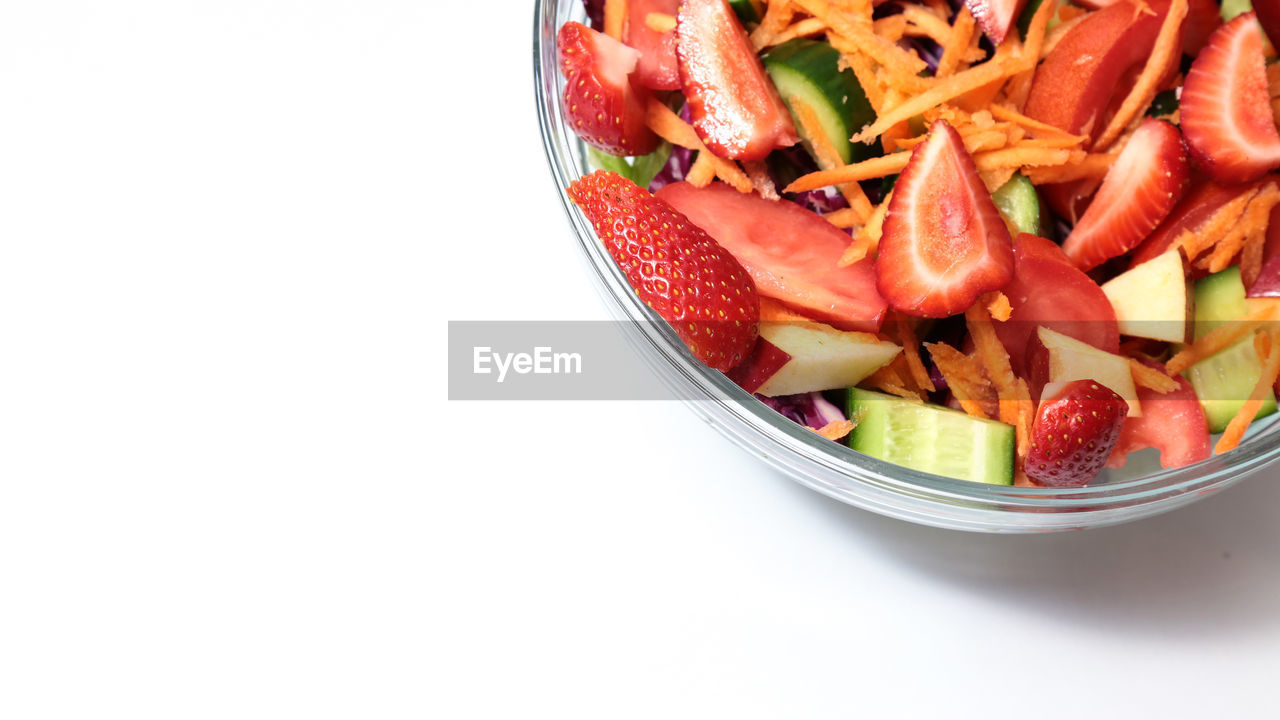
[655, 182, 888, 331]
[1106, 359, 1210, 469]
[994, 234, 1120, 375]
[1025, 0, 1175, 142]
[625, 0, 681, 91]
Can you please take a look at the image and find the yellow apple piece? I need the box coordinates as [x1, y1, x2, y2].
[754, 322, 901, 397]
[1100, 249, 1191, 343]
[1036, 326, 1141, 417]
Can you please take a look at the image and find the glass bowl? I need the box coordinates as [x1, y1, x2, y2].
[532, 0, 1280, 532]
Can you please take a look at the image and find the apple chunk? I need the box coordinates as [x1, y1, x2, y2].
[736, 322, 900, 397]
[1100, 249, 1192, 343]
[1027, 326, 1141, 416]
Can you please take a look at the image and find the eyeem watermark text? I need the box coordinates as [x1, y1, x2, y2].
[473, 346, 582, 383]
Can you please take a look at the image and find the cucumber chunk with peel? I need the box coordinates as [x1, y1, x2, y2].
[846, 389, 1016, 485]
[1184, 267, 1278, 433]
[762, 39, 877, 165]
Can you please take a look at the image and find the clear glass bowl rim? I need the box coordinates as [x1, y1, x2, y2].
[531, 0, 1280, 531]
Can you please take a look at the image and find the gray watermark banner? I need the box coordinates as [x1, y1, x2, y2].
[448, 321, 703, 400]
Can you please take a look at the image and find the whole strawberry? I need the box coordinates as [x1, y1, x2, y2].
[567, 171, 760, 371]
[1027, 380, 1129, 488]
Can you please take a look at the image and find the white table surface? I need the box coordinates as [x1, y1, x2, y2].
[1, 2, 1277, 718]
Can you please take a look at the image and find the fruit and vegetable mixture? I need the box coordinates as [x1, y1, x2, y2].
[556, 0, 1280, 487]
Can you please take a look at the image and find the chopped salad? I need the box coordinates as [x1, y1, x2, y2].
[557, 0, 1280, 487]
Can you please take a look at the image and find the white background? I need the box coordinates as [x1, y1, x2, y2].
[1, 1, 1278, 718]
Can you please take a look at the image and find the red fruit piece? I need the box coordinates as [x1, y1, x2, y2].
[625, 0, 681, 90]
[965, 0, 1028, 45]
[1180, 12, 1280, 185]
[1106, 359, 1210, 470]
[1072, 0, 1218, 55]
[1026, 379, 1129, 488]
[656, 181, 888, 331]
[1061, 118, 1190, 271]
[567, 171, 759, 370]
[676, 0, 798, 161]
[1025, 0, 1174, 143]
[558, 21, 659, 157]
[875, 120, 1014, 318]
[1257, 0, 1280, 50]
[1130, 178, 1262, 268]
[996, 234, 1120, 376]
[1248, 200, 1280, 297]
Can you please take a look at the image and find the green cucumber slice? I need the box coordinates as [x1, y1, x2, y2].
[1184, 267, 1277, 433]
[846, 389, 1016, 485]
[763, 39, 877, 165]
[991, 173, 1042, 237]
[1221, 0, 1252, 22]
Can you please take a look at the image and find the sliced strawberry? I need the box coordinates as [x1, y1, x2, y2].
[625, 0, 681, 90]
[1061, 118, 1190, 271]
[875, 120, 1013, 318]
[558, 21, 659, 157]
[964, 0, 1028, 45]
[995, 234, 1120, 376]
[1026, 379, 1129, 487]
[1180, 12, 1280, 185]
[676, 0, 798, 161]
[1106, 359, 1210, 470]
[567, 171, 759, 370]
[656, 181, 888, 331]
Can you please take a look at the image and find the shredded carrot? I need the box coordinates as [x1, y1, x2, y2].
[750, 0, 795, 50]
[895, 315, 936, 392]
[1092, 0, 1187, 151]
[926, 342, 997, 419]
[988, 103, 1082, 139]
[1215, 329, 1280, 454]
[966, 302, 1021, 426]
[873, 15, 909, 41]
[604, 0, 627, 40]
[980, 167, 1018, 193]
[1205, 185, 1280, 273]
[851, 44, 1027, 143]
[802, 0, 928, 75]
[1013, 378, 1034, 472]
[1166, 303, 1280, 376]
[937, 8, 977, 78]
[1005, 0, 1059, 110]
[844, 51, 887, 114]
[742, 159, 779, 199]
[644, 99, 753, 192]
[1023, 153, 1116, 183]
[767, 17, 827, 46]
[1177, 186, 1260, 261]
[1240, 184, 1280, 286]
[784, 151, 912, 193]
[839, 191, 892, 266]
[973, 146, 1076, 172]
[1130, 358, 1180, 393]
[987, 292, 1012, 322]
[813, 419, 857, 441]
[863, 363, 923, 400]
[789, 95, 873, 221]
[901, 5, 953, 44]
[822, 207, 861, 229]
[686, 151, 716, 187]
